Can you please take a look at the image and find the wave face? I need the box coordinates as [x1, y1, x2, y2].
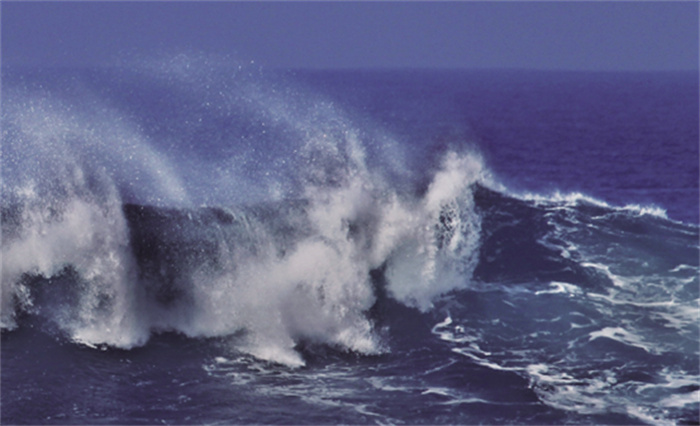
[2, 58, 698, 425]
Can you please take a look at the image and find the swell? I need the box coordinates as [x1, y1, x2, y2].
[473, 185, 699, 289]
[441, 185, 700, 425]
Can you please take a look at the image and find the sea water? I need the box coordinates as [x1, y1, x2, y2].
[2, 56, 698, 425]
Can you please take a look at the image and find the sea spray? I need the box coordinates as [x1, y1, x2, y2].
[1, 58, 487, 365]
[0, 154, 148, 348]
[385, 151, 483, 311]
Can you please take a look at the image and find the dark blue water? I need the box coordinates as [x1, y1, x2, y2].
[2, 58, 698, 425]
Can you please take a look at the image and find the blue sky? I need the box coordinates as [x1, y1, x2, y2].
[2, 1, 698, 71]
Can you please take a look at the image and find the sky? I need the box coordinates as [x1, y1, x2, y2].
[2, 1, 698, 71]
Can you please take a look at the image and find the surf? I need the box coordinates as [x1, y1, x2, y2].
[1, 58, 486, 366]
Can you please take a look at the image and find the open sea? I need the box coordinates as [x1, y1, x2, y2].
[2, 56, 698, 425]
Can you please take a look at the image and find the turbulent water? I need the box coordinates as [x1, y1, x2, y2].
[2, 56, 698, 425]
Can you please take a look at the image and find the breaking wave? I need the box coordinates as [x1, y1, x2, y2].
[1, 57, 483, 366]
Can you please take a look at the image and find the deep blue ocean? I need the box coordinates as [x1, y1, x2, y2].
[2, 56, 698, 425]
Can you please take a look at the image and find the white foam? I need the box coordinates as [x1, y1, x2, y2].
[518, 190, 669, 219]
[173, 148, 485, 365]
[659, 390, 700, 408]
[384, 152, 483, 311]
[1, 178, 149, 347]
[580, 262, 629, 287]
[669, 264, 697, 273]
[587, 292, 676, 308]
[588, 326, 660, 354]
[535, 281, 582, 296]
[452, 348, 517, 372]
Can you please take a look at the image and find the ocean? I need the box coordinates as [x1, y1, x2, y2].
[2, 56, 698, 425]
